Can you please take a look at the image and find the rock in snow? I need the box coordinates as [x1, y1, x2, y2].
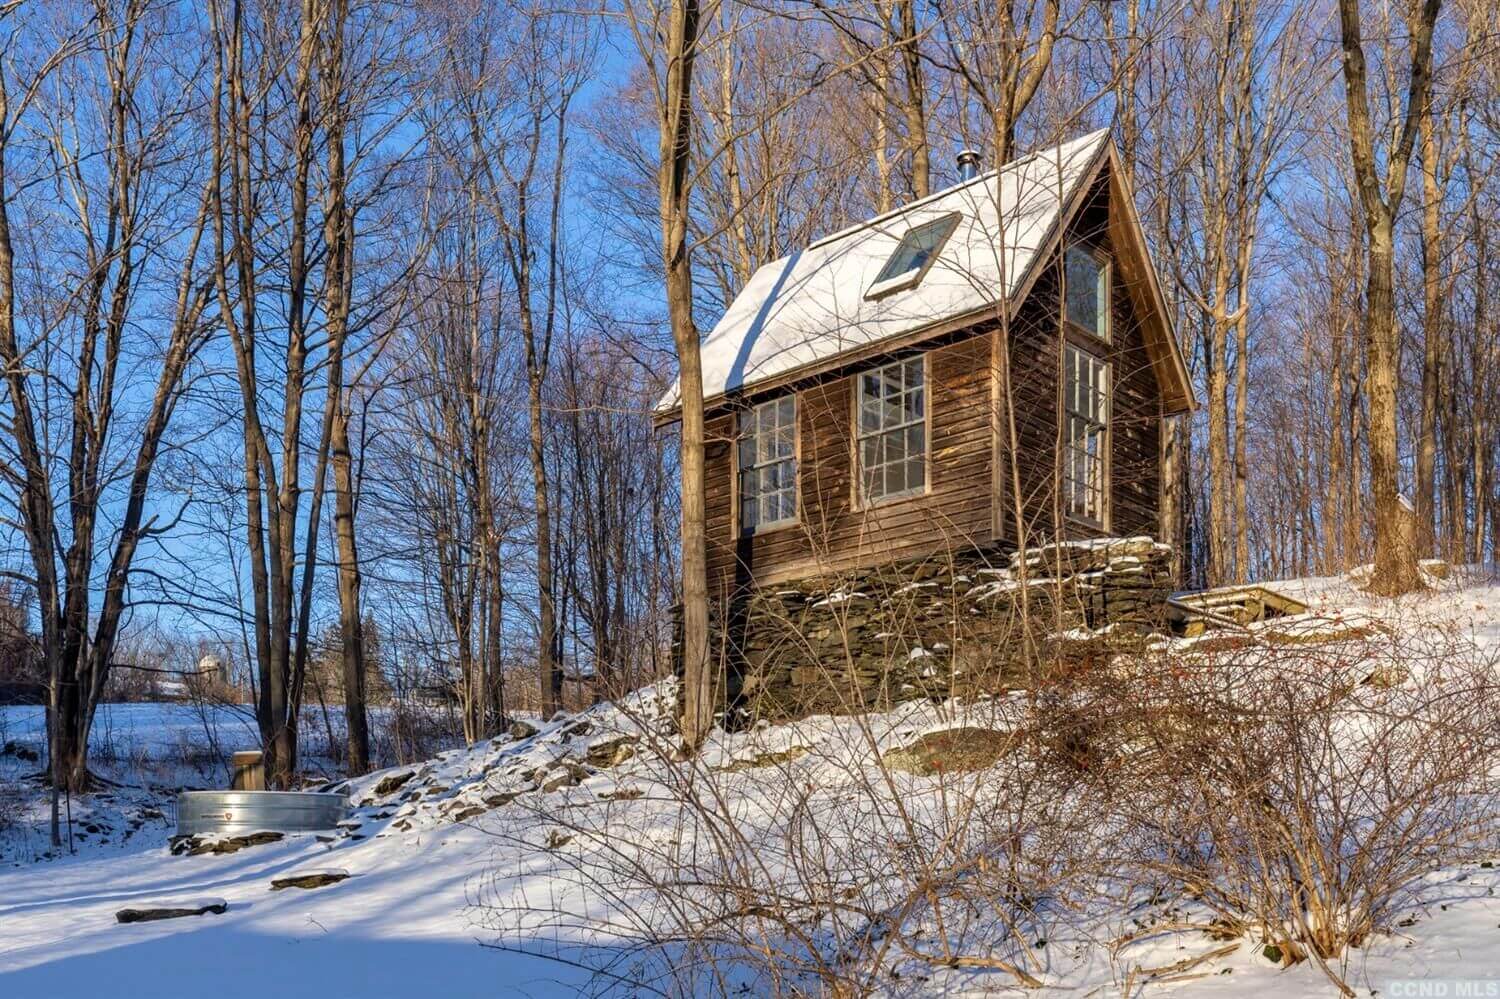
[116, 899, 228, 924]
[269, 870, 350, 892]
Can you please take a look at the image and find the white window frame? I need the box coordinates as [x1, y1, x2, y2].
[1063, 243, 1111, 342]
[855, 355, 928, 506]
[737, 395, 798, 535]
[1063, 344, 1110, 527]
[865, 213, 962, 300]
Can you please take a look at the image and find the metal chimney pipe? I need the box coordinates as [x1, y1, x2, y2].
[956, 149, 982, 182]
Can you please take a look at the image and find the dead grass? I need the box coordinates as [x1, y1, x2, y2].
[881, 727, 1019, 775]
[715, 745, 810, 773]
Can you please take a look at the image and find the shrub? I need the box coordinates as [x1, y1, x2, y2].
[1105, 628, 1500, 993]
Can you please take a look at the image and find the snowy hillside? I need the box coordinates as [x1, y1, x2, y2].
[2, 568, 1500, 998]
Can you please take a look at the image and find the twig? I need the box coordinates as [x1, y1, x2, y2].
[1135, 941, 1238, 979]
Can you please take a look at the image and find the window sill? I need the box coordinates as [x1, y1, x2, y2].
[857, 485, 930, 511]
[1065, 512, 1110, 535]
[1063, 319, 1111, 346]
[864, 273, 921, 301]
[740, 518, 800, 539]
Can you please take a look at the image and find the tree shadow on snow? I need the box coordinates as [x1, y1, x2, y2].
[0, 923, 591, 999]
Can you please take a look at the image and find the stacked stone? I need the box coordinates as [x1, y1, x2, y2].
[731, 574, 946, 719]
[1009, 536, 1175, 632]
[723, 546, 1042, 720]
[687, 537, 1177, 723]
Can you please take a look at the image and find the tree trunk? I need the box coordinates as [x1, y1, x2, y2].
[529, 365, 561, 718]
[1471, 217, 1491, 564]
[486, 562, 505, 726]
[1415, 95, 1441, 554]
[1160, 409, 1181, 581]
[51, 684, 91, 793]
[870, 51, 891, 214]
[1326, 313, 1346, 571]
[318, 0, 367, 776]
[1365, 219, 1424, 594]
[332, 397, 368, 774]
[895, 0, 928, 198]
[1232, 306, 1250, 583]
[659, 0, 714, 751]
[1335, 0, 1437, 596]
[1207, 312, 1231, 584]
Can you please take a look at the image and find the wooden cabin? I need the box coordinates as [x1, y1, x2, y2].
[655, 131, 1195, 599]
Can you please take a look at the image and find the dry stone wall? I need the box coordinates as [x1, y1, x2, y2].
[691, 537, 1175, 723]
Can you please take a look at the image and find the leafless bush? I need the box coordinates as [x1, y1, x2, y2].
[100, 660, 164, 702]
[0, 713, 21, 834]
[162, 728, 228, 784]
[1098, 626, 1500, 993]
[180, 669, 261, 785]
[472, 540, 1500, 997]
[475, 658, 1110, 995]
[300, 697, 350, 774]
[0, 776, 19, 833]
[372, 696, 464, 768]
[85, 713, 126, 768]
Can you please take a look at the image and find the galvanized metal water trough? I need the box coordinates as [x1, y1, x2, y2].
[176, 790, 349, 838]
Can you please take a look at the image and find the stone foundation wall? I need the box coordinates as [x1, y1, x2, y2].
[693, 537, 1175, 722]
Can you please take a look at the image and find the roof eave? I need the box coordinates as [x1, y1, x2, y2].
[650, 293, 1014, 429]
[1099, 144, 1198, 416]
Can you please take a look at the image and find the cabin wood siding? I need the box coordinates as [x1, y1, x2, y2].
[702, 167, 1165, 595]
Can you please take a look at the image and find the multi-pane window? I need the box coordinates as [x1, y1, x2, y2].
[739, 396, 797, 532]
[857, 356, 926, 503]
[867, 213, 961, 298]
[1064, 345, 1110, 524]
[1064, 245, 1109, 341]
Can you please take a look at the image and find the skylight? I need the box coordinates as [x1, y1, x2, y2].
[866, 213, 961, 299]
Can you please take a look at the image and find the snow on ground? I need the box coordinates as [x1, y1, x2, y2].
[0, 700, 469, 865]
[0, 701, 268, 809]
[1, 702, 261, 762]
[0, 829, 579, 997]
[2, 567, 1499, 998]
[1268, 563, 1500, 651]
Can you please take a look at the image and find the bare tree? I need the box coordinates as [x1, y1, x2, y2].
[376, 190, 519, 741]
[1335, 0, 1441, 595]
[620, 0, 719, 750]
[208, 0, 323, 786]
[553, 331, 677, 698]
[433, 2, 595, 720]
[311, 0, 429, 774]
[0, 2, 213, 802]
[931, 0, 1066, 164]
[1411, 12, 1478, 557]
[811, 0, 932, 208]
[206, 0, 423, 782]
[318, 0, 370, 776]
[1152, 0, 1316, 585]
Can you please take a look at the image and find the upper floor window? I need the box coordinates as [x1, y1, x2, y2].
[1063, 344, 1110, 525]
[866, 213, 961, 299]
[1064, 245, 1110, 341]
[739, 396, 797, 533]
[857, 356, 926, 503]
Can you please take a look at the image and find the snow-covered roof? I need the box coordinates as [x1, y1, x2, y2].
[655, 129, 1113, 415]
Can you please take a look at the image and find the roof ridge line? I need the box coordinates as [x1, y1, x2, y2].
[805, 129, 1108, 253]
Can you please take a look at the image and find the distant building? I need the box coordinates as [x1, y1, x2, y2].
[197, 654, 231, 686]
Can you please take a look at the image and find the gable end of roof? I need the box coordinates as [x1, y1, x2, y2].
[653, 129, 1195, 420]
